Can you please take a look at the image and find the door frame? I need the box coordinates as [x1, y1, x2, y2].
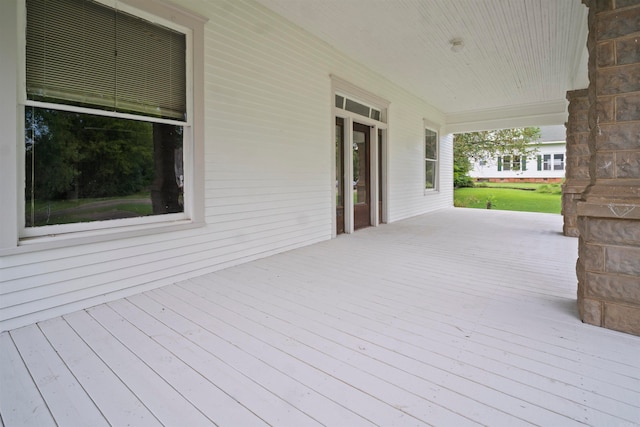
[331, 114, 387, 235]
[331, 76, 389, 237]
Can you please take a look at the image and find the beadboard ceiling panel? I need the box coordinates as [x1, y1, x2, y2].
[254, 0, 588, 126]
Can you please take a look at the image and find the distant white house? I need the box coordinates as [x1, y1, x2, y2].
[469, 125, 566, 183]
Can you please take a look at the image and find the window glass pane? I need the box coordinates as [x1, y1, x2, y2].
[26, 0, 186, 120]
[425, 129, 437, 160]
[503, 156, 511, 171]
[370, 109, 381, 121]
[513, 155, 521, 171]
[335, 95, 344, 109]
[25, 106, 183, 227]
[345, 98, 370, 118]
[543, 154, 551, 171]
[554, 154, 564, 170]
[425, 161, 436, 189]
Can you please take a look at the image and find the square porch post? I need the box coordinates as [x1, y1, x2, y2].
[577, 0, 640, 336]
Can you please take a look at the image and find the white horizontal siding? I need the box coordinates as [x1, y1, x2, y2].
[1, 0, 450, 331]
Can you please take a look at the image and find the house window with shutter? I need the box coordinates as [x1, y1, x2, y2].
[22, 0, 199, 237]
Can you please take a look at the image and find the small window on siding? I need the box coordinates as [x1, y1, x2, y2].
[425, 128, 438, 190]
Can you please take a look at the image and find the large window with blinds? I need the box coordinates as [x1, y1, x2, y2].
[23, 0, 192, 235]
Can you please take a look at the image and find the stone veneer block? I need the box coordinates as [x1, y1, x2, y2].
[617, 151, 640, 178]
[597, 41, 616, 67]
[568, 136, 591, 154]
[597, 63, 640, 95]
[569, 93, 590, 113]
[597, 7, 640, 40]
[604, 302, 640, 335]
[616, 93, 640, 121]
[580, 298, 603, 326]
[606, 245, 640, 275]
[615, 0, 640, 10]
[597, 122, 640, 150]
[595, 152, 616, 178]
[579, 241, 605, 271]
[616, 36, 640, 65]
[587, 272, 640, 304]
[595, 95, 615, 122]
[587, 217, 640, 244]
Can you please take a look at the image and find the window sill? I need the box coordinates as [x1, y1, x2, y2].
[1, 219, 205, 256]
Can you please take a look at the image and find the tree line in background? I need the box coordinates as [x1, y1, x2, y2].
[453, 127, 541, 187]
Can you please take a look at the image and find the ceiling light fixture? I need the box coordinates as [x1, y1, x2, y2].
[450, 38, 465, 53]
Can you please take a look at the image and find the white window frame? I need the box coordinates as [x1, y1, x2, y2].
[553, 153, 565, 171]
[3, 0, 206, 253]
[424, 121, 439, 192]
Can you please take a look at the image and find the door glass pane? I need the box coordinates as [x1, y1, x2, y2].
[336, 118, 344, 208]
[353, 130, 367, 205]
[335, 118, 344, 234]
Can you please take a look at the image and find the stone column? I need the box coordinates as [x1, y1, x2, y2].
[577, 0, 640, 336]
[562, 89, 590, 237]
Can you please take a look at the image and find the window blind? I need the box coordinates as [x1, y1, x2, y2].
[26, 0, 186, 120]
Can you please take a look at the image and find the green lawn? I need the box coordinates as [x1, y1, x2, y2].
[454, 183, 562, 214]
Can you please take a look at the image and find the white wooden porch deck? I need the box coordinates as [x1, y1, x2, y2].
[2, 208, 639, 427]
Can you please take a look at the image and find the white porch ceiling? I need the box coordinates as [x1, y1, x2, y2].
[254, 0, 589, 130]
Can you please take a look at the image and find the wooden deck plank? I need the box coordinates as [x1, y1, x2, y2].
[9, 324, 109, 427]
[86, 303, 268, 427]
[37, 317, 163, 426]
[0, 332, 55, 427]
[107, 298, 307, 427]
[1, 209, 639, 427]
[183, 277, 535, 427]
[243, 250, 640, 390]
[146, 288, 422, 426]
[250, 270, 639, 417]
[190, 273, 593, 426]
[163, 283, 482, 426]
[127, 292, 328, 427]
[252, 258, 638, 424]
[62, 310, 215, 426]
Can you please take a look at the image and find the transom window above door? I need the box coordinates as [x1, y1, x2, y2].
[335, 94, 383, 122]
